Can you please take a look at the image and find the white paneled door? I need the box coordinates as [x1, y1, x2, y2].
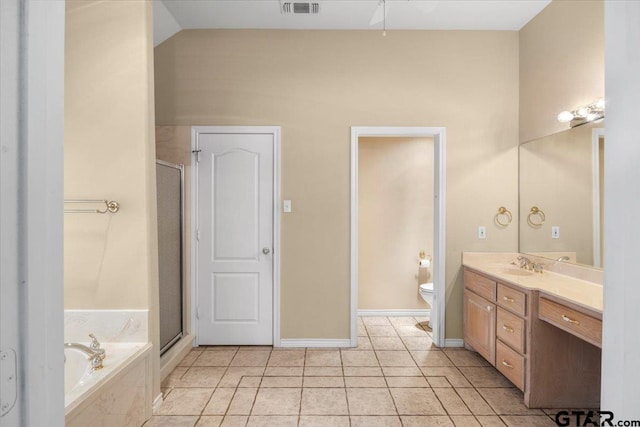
[196, 130, 274, 345]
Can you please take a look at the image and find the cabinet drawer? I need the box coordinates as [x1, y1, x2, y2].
[496, 308, 525, 354]
[464, 270, 496, 301]
[497, 283, 526, 317]
[539, 297, 602, 348]
[496, 340, 525, 391]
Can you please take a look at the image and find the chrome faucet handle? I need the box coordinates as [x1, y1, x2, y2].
[88, 334, 101, 350]
[516, 256, 531, 269]
[533, 263, 544, 273]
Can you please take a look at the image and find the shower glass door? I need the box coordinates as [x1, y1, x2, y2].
[156, 160, 185, 354]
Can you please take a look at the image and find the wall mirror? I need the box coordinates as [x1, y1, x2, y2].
[519, 121, 604, 268]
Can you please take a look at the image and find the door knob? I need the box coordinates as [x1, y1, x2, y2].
[262, 247, 271, 255]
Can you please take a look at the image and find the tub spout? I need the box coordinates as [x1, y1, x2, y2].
[65, 335, 106, 370]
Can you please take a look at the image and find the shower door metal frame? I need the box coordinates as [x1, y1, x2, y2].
[156, 160, 187, 355]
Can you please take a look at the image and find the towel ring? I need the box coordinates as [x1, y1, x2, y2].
[494, 207, 512, 227]
[527, 206, 546, 227]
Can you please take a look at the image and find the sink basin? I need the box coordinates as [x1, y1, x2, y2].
[497, 267, 534, 277]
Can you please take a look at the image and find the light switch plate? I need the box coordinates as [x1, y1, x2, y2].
[283, 200, 291, 213]
[551, 226, 560, 239]
[478, 226, 486, 239]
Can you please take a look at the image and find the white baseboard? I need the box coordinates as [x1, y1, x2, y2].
[444, 339, 465, 348]
[152, 393, 164, 414]
[279, 339, 352, 348]
[357, 309, 430, 317]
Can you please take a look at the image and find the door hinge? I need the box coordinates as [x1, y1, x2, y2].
[192, 149, 201, 163]
[0, 349, 17, 417]
[196, 306, 200, 320]
[196, 229, 200, 241]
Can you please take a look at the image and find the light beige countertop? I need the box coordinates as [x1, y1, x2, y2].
[463, 252, 603, 314]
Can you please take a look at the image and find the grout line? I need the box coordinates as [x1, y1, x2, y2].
[244, 383, 259, 424]
[340, 340, 353, 427]
[296, 348, 306, 426]
[377, 317, 402, 422]
[448, 385, 474, 417]
[470, 384, 499, 417]
[430, 380, 452, 418]
[197, 347, 238, 417]
[210, 347, 241, 421]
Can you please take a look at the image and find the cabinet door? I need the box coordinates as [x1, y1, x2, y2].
[464, 290, 496, 365]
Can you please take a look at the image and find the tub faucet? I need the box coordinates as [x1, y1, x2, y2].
[65, 334, 106, 370]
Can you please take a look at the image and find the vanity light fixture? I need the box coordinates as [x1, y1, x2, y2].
[557, 98, 605, 127]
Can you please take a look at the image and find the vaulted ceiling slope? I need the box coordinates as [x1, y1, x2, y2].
[154, 0, 551, 46]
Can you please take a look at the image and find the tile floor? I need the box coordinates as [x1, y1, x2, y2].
[144, 317, 571, 427]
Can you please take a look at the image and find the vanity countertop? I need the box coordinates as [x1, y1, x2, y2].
[463, 252, 603, 315]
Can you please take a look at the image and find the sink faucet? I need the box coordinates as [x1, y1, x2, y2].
[517, 256, 532, 269]
[516, 256, 543, 273]
[65, 334, 106, 370]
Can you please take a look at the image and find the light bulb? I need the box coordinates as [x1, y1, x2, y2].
[576, 107, 590, 118]
[595, 98, 605, 109]
[557, 111, 574, 123]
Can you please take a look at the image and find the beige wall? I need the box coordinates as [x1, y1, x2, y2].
[358, 137, 434, 310]
[519, 0, 604, 143]
[519, 123, 601, 266]
[154, 30, 520, 340]
[65, 0, 160, 398]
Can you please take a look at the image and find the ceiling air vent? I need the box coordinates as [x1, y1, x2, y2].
[281, 2, 320, 14]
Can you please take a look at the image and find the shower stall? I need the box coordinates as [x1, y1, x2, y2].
[156, 160, 186, 354]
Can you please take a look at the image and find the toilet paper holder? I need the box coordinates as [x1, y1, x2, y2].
[418, 251, 432, 262]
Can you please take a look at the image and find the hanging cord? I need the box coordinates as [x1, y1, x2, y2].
[383, 0, 387, 36]
[94, 214, 113, 288]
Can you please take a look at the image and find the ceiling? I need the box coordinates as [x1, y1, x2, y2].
[153, 0, 551, 46]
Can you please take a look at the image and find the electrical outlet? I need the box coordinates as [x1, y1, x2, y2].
[283, 200, 292, 213]
[552, 226, 560, 239]
[478, 226, 486, 239]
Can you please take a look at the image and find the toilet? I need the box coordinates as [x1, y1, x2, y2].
[419, 282, 434, 328]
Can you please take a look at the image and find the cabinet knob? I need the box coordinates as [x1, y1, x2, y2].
[486, 306, 493, 311]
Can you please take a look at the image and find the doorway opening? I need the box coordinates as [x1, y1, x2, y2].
[351, 127, 446, 347]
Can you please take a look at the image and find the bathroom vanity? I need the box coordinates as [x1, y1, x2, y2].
[463, 253, 602, 408]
